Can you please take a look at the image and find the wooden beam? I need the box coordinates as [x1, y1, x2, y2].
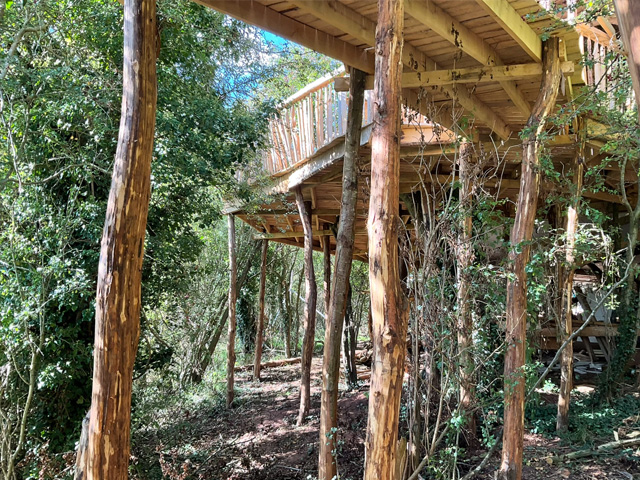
[198, 0, 374, 73]
[336, 62, 574, 90]
[474, 0, 543, 62]
[406, 0, 533, 117]
[291, 0, 510, 138]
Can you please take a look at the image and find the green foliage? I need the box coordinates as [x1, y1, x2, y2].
[0, 0, 335, 474]
[527, 392, 640, 445]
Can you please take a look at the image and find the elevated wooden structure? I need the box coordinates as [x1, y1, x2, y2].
[207, 1, 632, 260]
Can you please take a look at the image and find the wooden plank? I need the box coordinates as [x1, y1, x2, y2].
[197, 0, 374, 73]
[474, 0, 543, 62]
[336, 62, 574, 90]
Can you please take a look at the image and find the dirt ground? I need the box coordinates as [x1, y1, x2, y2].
[133, 356, 640, 480]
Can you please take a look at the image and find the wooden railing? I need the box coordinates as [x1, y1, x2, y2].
[577, 19, 635, 113]
[263, 72, 375, 176]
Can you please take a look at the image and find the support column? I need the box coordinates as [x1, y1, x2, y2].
[324, 228, 331, 320]
[295, 187, 317, 426]
[226, 214, 237, 408]
[76, 0, 157, 476]
[253, 239, 268, 381]
[556, 118, 585, 431]
[318, 67, 366, 480]
[457, 142, 476, 441]
[500, 37, 561, 480]
[364, 1, 409, 478]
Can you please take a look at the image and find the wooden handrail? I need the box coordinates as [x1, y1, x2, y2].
[263, 72, 376, 175]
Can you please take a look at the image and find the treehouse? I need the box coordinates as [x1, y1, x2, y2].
[213, 0, 631, 253]
[201, 1, 637, 478]
[214, 2, 635, 355]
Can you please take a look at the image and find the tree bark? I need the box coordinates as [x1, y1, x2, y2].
[364, 2, 409, 479]
[499, 37, 561, 480]
[75, 0, 157, 476]
[253, 239, 269, 381]
[343, 283, 359, 388]
[317, 67, 365, 480]
[226, 214, 237, 408]
[457, 142, 476, 442]
[614, 0, 640, 122]
[556, 118, 584, 431]
[324, 228, 331, 320]
[295, 187, 317, 426]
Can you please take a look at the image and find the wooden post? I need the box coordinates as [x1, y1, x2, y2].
[364, 1, 409, 479]
[556, 118, 585, 431]
[318, 67, 366, 480]
[499, 37, 561, 480]
[614, 0, 640, 122]
[324, 227, 331, 321]
[343, 283, 358, 388]
[295, 187, 317, 426]
[457, 142, 476, 441]
[75, 0, 157, 476]
[227, 214, 237, 408]
[253, 239, 269, 381]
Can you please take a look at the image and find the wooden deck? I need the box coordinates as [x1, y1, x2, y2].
[208, 1, 632, 257]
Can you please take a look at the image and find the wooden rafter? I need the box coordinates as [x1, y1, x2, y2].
[290, 0, 511, 139]
[405, 0, 533, 118]
[474, 0, 543, 63]
[198, 0, 375, 73]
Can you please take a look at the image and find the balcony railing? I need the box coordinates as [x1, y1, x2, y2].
[263, 72, 375, 176]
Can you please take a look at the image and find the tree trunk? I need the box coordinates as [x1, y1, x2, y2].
[75, 0, 157, 476]
[295, 187, 317, 426]
[324, 229, 331, 320]
[556, 118, 585, 431]
[364, 1, 409, 479]
[614, 0, 640, 122]
[343, 283, 359, 389]
[499, 37, 561, 480]
[457, 142, 476, 442]
[226, 214, 237, 408]
[253, 239, 268, 381]
[187, 241, 261, 385]
[317, 67, 366, 479]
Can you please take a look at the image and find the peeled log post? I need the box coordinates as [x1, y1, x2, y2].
[227, 214, 237, 408]
[343, 283, 359, 388]
[557, 119, 585, 431]
[614, 0, 640, 122]
[499, 37, 561, 480]
[253, 239, 268, 381]
[295, 187, 317, 426]
[457, 142, 476, 441]
[364, 1, 409, 479]
[318, 67, 366, 479]
[323, 228, 331, 320]
[75, 0, 157, 476]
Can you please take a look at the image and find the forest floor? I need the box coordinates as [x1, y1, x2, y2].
[132, 356, 640, 480]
